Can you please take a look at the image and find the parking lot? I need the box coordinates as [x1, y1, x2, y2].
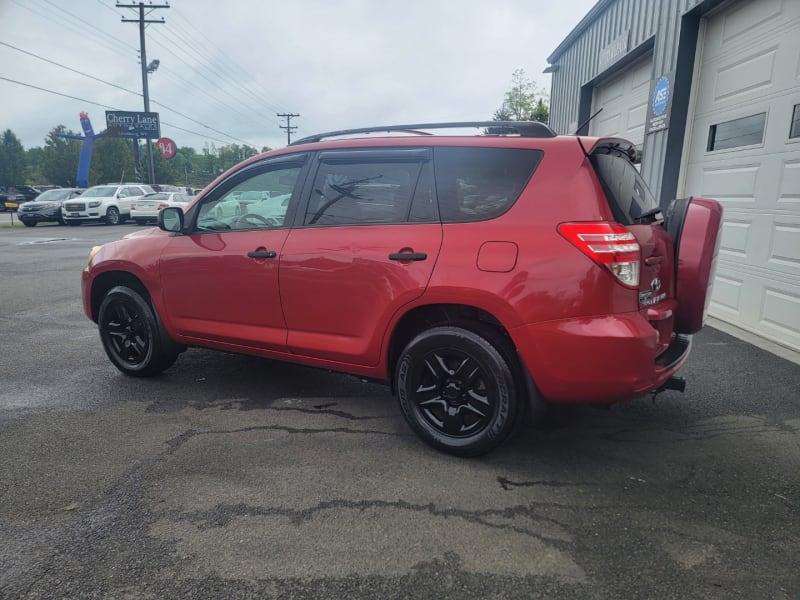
[1, 219, 798, 599]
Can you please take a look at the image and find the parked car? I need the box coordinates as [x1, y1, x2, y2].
[131, 192, 193, 225]
[1, 185, 40, 211]
[81, 121, 722, 456]
[62, 183, 154, 225]
[17, 188, 85, 226]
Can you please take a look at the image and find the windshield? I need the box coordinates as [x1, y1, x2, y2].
[35, 189, 72, 201]
[82, 186, 118, 198]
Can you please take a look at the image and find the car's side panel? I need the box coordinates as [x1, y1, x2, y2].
[280, 223, 443, 365]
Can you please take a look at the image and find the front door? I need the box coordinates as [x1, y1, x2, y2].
[159, 156, 307, 350]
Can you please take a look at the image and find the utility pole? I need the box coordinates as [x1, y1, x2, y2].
[278, 113, 300, 145]
[117, 1, 169, 185]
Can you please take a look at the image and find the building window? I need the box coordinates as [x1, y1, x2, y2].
[791, 104, 800, 139]
[707, 112, 766, 151]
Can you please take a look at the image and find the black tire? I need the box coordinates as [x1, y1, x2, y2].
[98, 285, 180, 377]
[22, 220, 36, 227]
[106, 206, 120, 225]
[396, 325, 520, 457]
[65, 219, 81, 226]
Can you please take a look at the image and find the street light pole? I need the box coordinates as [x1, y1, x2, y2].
[118, 1, 168, 185]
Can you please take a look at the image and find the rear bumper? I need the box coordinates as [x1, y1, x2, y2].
[512, 312, 692, 404]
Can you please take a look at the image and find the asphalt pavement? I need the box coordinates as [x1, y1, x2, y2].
[1, 221, 798, 599]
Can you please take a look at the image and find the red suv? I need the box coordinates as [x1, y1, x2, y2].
[82, 122, 722, 456]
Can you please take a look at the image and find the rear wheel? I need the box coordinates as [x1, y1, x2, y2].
[98, 285, 180, 377]
[106, 206, 120, 225]
[396, 325, 520, 456]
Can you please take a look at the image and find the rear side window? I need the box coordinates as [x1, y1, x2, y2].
[434, 147, 542, 223]
[590, 151, 659, 224]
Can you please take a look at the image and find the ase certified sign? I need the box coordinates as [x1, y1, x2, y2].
[105, 111, 161, 139]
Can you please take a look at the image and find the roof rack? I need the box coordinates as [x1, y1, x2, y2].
[290, 121, 556, 145]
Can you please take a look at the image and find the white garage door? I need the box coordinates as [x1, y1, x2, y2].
[589, 53, 652, 149]
[682, 0, 800, 351]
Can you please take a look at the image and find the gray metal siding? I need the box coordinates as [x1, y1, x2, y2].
[548, 0, 704, 199]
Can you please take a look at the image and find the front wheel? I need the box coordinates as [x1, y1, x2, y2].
[22, 220, 36, 227]
[396, 325, 520, 457]
[98, 286, 180, 377]
[105, 206, 120, 225]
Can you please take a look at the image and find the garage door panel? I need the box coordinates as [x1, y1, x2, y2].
[710, 272, 744, 314]
[760, 287, 800, 344]
[719, 219, 751, 258]
[590, 53, 651, 148]
[778, 159, 800, 204]
[694, 20, 800, 118]
[715, 47, 777, 102]
[768, 221, 800, 270]
[705, 0, 791, 60]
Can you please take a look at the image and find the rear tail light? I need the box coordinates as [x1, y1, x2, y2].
[558, 222, 641, 287]
[158, 203, 169, 210]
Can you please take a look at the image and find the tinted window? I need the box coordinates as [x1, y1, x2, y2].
[305, 160, 430, 226]
[707, 113, 766, 151]
[591, 150, 659, 224]
[791, 104, 800, 139]
[433, 147, 542, 223]
[197, 165, 302, 231]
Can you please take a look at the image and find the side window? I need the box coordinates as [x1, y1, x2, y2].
[127, 187, 144, 197]
[433, 147, 542, 223]
[196, 164, 302, 232]
[707, 112, 766, 151]
[117, 188, 128, 198]
[304, 159, 429, 226]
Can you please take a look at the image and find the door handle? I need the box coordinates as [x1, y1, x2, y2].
[247, 250, 277, 259]
[388, 252, 427, 261]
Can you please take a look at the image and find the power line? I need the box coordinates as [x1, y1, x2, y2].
[0, 40, 258, 147]
[0, 41, 143, 98]
[0, 76, 235, 146]
[170, 5, 291, 114]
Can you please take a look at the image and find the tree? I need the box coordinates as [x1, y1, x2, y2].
[41, 125, 82, 186]
[493, 69, 550, 124]
[89, 137, 135, 185]
[0, 129, 27, 186]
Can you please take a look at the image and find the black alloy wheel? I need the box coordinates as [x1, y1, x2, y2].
[396, 325, 520, 456]
[106, 206, 120, 225]
[98, 286, 180, 376]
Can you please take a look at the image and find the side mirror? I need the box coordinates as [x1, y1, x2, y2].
[158, 206, 184, 232]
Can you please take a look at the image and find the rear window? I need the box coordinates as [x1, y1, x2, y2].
[434, 147, 542, 222]
[590, 151, 660, 224]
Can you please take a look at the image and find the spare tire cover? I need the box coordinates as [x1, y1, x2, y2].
[672, 198, 723, 334]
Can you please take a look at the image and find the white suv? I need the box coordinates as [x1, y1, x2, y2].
[62, 183, 155, 225]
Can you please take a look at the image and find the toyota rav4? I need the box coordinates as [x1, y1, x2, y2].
[81, 122, 722, 456]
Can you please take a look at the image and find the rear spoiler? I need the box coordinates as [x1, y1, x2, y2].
[577, 137, 640, 164]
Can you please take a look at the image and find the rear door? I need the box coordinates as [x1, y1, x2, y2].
[280, 148, 442, 366]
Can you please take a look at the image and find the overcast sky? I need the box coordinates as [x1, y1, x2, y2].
[0, 0, 596, 153]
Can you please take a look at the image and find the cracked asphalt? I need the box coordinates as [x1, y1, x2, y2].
[1, 223, 798, 599]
